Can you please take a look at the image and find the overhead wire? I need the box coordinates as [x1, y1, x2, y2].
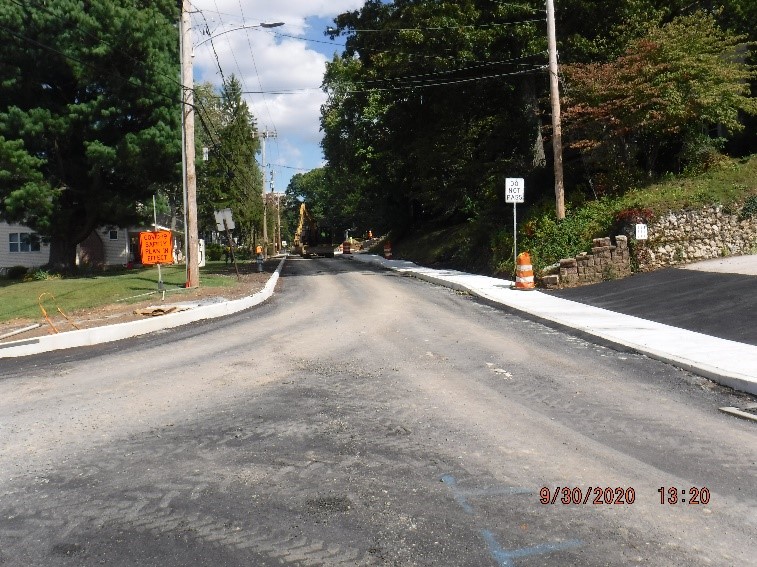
[356, 51, 548, 86]
[330, 17, 545, 34]
[234, 0, 282, 191]
[192, 5, 282, 191]
[4, 2, 552, 190]
[343, 66, 548, 94]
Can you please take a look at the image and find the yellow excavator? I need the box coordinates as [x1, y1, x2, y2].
[293, 203, 337, 258]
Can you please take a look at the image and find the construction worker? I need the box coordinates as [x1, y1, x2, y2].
[255, 244, 264, 272]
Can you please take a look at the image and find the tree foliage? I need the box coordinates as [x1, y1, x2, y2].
[563, 12, 756, 181]
[320, 0, 548, 235]
[195, 76, 262, 248]
[0, 0, 181, 269]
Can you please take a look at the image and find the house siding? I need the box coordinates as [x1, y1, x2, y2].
[94, 227, 130, 266]
[0, 222, 51, 269]
[0, 222, 133, 271]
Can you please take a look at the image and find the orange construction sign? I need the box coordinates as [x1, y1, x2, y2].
[139, 230, 173, 265]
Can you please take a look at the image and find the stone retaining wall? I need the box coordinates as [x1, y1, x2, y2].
[637, 206, 757, 271]
[542, 236, 631, 288]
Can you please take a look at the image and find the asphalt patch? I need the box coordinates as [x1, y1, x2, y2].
[545, 268, 757, 345]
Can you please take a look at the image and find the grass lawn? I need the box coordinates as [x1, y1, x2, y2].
[618, 154, 757, 212]
[0, 262, 244, 323]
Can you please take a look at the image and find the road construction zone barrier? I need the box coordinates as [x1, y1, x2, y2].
[515, 252, 535, 290]
[343, 241, 351, 254]
[384, 241, 392, 259]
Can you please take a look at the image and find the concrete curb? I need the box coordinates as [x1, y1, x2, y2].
[346, 253, 757, 395]
[0, 256, 287, 359]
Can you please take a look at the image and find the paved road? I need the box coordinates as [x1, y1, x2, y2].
[0, 257, 755, 566]
[544, 267, 757, 346]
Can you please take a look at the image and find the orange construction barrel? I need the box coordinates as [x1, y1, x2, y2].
[515, 252, 535, 290]
[384, 241, 392, 259]
[343, 241, 351, 254]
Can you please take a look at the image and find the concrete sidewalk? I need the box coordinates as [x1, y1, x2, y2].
[347, 253, 757, 396]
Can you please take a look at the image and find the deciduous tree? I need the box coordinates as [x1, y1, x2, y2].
[563, 12, 756, 179]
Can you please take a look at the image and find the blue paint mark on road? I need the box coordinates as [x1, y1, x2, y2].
[441, 474, 532, 515]
[482, 530, 582, 567]
[441, 474, 475, 514]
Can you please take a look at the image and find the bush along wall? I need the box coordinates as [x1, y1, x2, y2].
[629, 204, 757, 271]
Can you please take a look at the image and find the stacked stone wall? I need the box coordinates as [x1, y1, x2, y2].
[637, 206, 757, 271]
[542, 236, 631, 288]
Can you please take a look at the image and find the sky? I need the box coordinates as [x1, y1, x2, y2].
[191, 0, 366, 193]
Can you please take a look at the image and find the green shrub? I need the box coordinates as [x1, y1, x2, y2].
[6, 265, 28, 280]
[518, 199, 617, 273]
[490, 228, 514, 275]
[740, 195, 757, 220]
[205, 243, 223, 261]
[29, 269, 62, 281]
[235, 247, 251, 261]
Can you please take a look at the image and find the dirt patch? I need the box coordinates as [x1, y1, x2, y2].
[0, 262, 278, 344]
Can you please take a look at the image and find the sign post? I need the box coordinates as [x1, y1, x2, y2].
[139, 230, 173, 297]
[214, 208, 240, 281]
[505, 178, 525, 277]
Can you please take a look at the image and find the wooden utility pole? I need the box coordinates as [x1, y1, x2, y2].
[256, 129, 276, 257]
[181, 0, 200, 287]
[546, 0, 565, 220]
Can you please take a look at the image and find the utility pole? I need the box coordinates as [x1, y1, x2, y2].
[546, 0, 565, 220]
[276, 193, 282, 252]
[256, 129, 277, 256]
[180, 0, 200, 286]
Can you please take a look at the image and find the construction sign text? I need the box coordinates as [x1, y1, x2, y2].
[139, 230, 173, 265]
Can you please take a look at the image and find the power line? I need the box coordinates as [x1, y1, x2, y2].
[232, 1, 282, 184]
[239, 63, 548, 96]
[342, 66, 548, 93]
[330, 18, 545, 34]
[356, 51, 548, 86]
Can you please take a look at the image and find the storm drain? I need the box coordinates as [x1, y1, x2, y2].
[719, 403, 757, 422]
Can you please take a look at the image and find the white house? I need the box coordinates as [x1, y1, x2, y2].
[0, 221, 132, 271]
[0, 221, 51, 271]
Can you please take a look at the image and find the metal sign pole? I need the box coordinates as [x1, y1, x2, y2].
[223, 218, 241, 281]
[513, 202, 517, 278]
[505, 177, 524, 281]
[153, 195, 163, 292]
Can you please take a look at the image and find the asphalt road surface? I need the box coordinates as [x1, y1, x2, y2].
[1, 257, 755, 566]
[544, 267, 757, 346]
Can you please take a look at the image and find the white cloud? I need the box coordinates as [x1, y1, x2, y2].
[191, 0, 363, 187]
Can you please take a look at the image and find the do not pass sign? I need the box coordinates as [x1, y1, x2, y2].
[505, 178, 525, 203]
[139, 230, 173, 265]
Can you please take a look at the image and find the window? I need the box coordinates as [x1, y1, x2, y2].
[9, 232, 41, 253]
[109, 230, 119, 240]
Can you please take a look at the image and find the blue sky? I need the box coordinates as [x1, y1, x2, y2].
[191, 1, 365, 193]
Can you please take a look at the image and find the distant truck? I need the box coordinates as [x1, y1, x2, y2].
[293, 203, 338, 258]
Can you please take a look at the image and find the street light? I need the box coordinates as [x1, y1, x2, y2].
[194, 22, 284, 48]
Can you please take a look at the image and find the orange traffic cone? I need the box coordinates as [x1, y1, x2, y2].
[514, 252, 535, 290]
